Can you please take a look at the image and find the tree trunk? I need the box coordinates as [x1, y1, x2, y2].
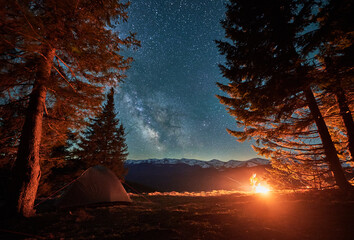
[334, 86, 354, 160]
[10, 48, 55, 217]
[304, 87, 353, 191]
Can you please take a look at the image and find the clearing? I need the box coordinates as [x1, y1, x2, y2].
[1, 191, 354, 239]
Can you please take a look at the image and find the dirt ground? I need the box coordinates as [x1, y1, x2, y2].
[1, 191, 354, 239]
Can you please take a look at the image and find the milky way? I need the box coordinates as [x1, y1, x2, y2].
[116, 0, 258, 161]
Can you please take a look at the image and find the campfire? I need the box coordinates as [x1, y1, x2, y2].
[250, 173, 270, 194]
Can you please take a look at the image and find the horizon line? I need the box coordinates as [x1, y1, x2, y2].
[126, 157, 266, 162]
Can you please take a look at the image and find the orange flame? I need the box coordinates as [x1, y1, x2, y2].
[250, 173, 270, 194]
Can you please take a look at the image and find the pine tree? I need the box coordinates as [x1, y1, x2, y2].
[266, 155, 333, 190]
[1, 0, 139, 216]
[305, 0, 354, 161]
[77, 88, 128, 179]
[0, 92, 81, 197]
[216, 0, 353, 191]
[0, 100, 26, 169]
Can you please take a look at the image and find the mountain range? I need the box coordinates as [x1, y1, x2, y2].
[124, 158, 271, 192]
[125, 158, 269, 169]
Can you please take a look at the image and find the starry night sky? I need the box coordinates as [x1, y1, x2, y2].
[116, 0, 258, 161]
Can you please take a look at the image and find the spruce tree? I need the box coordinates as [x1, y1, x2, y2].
[216, 0, 353, 191]
[77, 88, 128, 179]
[1, 0, 138, 216]
[304, 0, 354, 161]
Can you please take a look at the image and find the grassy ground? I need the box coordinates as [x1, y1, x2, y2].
[1, 191, 354, 240]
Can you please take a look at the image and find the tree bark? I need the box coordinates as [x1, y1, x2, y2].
[10, 48, 55, 217]
[334, 86, 354, 160]
[304, 87, 353, 191]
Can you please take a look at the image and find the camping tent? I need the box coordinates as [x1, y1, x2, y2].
[57, 165, 131, 208]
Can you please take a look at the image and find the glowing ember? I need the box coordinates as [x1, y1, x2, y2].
[250, 173, 270, 194]
[255, 185, 270, 194]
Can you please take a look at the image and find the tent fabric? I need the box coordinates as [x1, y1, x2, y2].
[57, 165, 131, 208]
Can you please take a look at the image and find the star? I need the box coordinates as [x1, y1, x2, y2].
[116, 0, 259, 161]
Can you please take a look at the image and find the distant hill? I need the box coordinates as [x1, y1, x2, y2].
[124, 158, 270, 192]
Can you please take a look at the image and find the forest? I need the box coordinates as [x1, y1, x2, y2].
[0, 0, 353, 239]
[216, 0, 354, 191]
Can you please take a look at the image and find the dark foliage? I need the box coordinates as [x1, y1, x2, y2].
[1, 0, 138, 216]
[76, 88, 128, 179]
[216, 0, 353, 190]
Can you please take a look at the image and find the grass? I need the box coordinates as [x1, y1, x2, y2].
[1, 191, 354, 239]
